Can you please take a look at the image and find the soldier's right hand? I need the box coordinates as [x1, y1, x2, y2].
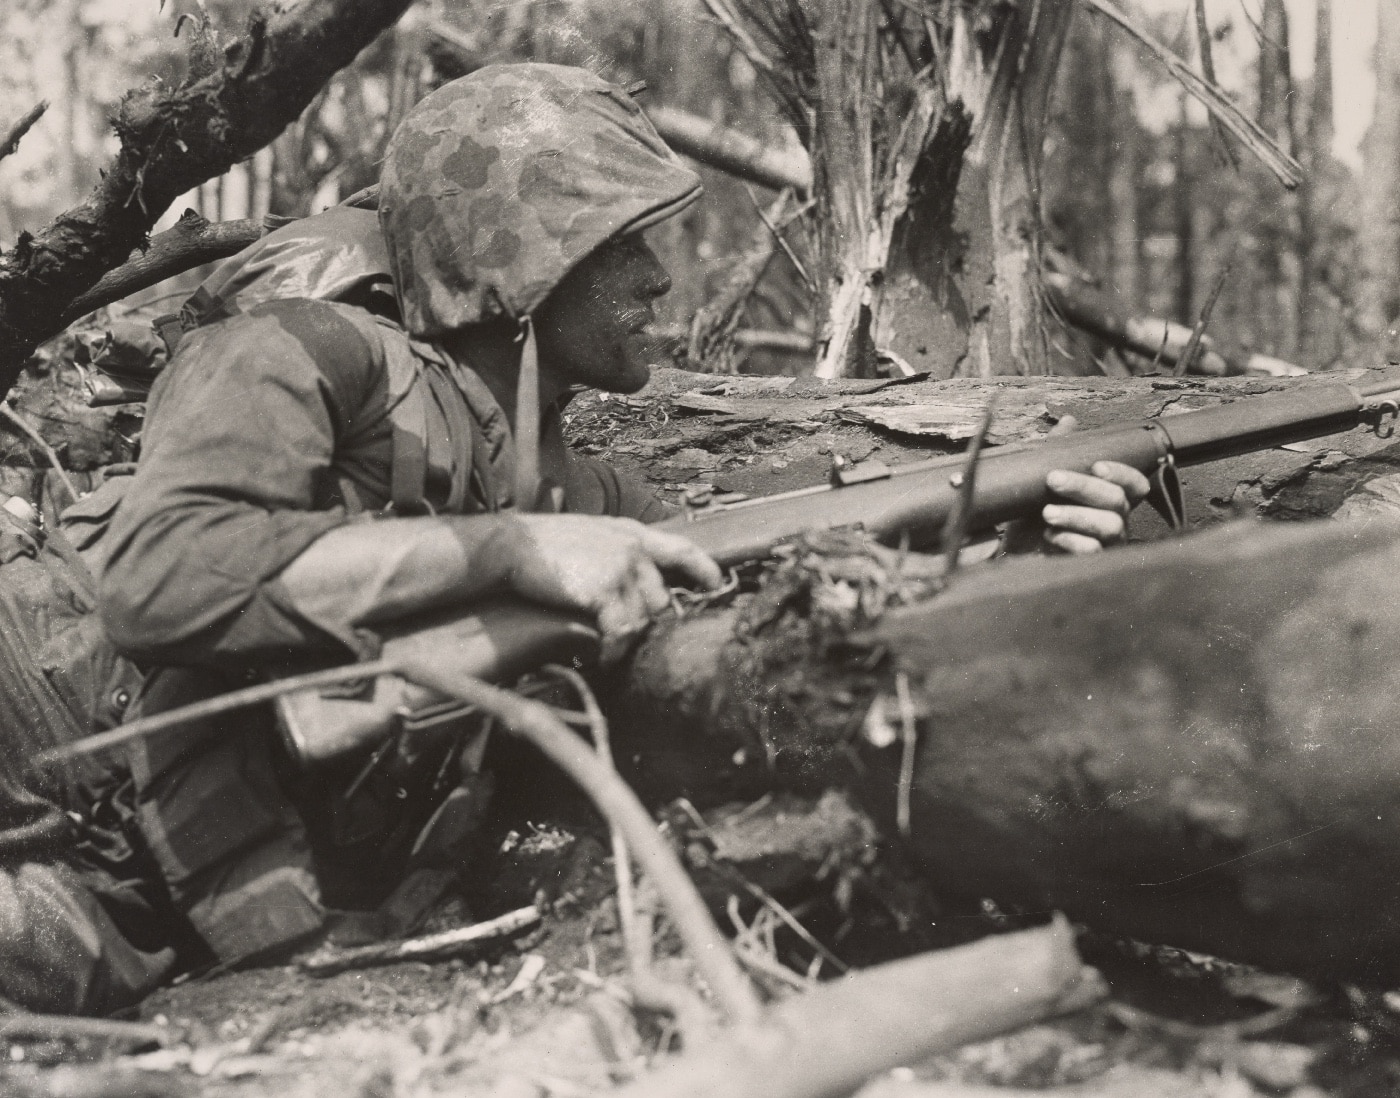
[497, 514, 722, 661]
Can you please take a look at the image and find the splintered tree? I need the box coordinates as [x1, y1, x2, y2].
[702, 0, 1075, 380]
[702, 0, 1301, 381]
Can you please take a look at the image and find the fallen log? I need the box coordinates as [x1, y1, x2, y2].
[1045, 272, 1307, 379]
[619, 517, 1400, 983]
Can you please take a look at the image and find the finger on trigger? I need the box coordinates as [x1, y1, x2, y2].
[1042, 503, 1125, 543]
[1045, 469, 1129, 514]
[638, 528, 723, 590]
[1090, 460, 1151, 504]
[1045, 529, 1104, 555]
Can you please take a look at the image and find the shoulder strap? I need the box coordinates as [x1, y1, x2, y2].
[370, 318, 505, 515]
[373, 317, 433, 515]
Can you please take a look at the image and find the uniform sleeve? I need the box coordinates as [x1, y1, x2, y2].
[99, 302, 385, 665]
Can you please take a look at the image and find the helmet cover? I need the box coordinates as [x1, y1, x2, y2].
[379, 63, 702, 338]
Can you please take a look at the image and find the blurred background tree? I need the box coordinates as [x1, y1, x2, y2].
[0, 0, 1388, 377]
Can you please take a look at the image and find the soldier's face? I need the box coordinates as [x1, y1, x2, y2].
[534, 233, 672, 394]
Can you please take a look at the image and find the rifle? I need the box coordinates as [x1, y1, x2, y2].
[42, 377, 1400, 768]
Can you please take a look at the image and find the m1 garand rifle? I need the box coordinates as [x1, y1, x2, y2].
[41, 377, 1400, 769]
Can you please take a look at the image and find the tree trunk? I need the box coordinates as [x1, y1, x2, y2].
[1257, 0, 1295, 153]
[1253, 0, 1299, 359]
[869, 0, 1075, 380]
[618, 513, 1400, 983]
[1107, 41, 1141, 308]
[1298, 0, 1332, 359]
[1357, 1, 1400, 337]
[1173, 101, 1194, 327]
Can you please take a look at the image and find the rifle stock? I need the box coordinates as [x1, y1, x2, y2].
[266, 377, 1397, 762]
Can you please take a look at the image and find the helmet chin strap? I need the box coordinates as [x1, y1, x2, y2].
[514, 316, 541, 512]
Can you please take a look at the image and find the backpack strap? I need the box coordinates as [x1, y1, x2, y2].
[371, 317, 502, 516]
[376, 322, 432, 515]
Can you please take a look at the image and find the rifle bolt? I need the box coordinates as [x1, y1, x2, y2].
[949, 472, 965, 488]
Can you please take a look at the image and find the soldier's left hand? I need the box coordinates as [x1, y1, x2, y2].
[1003, 415, 1151, 555]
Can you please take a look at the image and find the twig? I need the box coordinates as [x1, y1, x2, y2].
[0, 1012, 170, 1047]
[1083, 0, 1302, 189]
[699, 0, 781, 79]
[300, 905, 541, 976]
[1193, 0, 1238, 170]
[740, 876, 849, 975]
[735, 943, 813, 992]
[33, 656, 399, 765]
[0, 401, 80, 506]
[0, 102, 47, 164]
[398, 661, 763, 1026]
[743, 185, 814, 292]
[690, 838, 849, 975]
[1149, 322, 1171, 373]
[940, 395, 996, 576]
[894, 670, 918, 839]
[542, 664, 649, 979]
[1172, 254, 1234, 377]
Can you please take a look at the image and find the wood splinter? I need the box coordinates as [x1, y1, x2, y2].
[299, 904, 542, 977]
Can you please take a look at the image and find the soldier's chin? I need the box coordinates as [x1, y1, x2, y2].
[580, 353, 651, 394]
[611, 359, 652, 393]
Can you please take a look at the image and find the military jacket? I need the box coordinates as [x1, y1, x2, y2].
[96, 297, 665, 667]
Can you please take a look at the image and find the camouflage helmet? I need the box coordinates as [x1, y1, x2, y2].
[379, 63, 703, 339]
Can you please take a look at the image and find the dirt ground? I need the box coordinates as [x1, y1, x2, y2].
[9, 789, 1400, 1098]
[10, 364, 1400, 1096]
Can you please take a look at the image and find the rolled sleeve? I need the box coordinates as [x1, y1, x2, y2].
[100, 302, 386, 665]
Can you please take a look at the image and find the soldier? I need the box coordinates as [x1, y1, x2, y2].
[0, 62, 1146, 1013]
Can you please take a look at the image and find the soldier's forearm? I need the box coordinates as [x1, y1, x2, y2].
[276, 513, 526, 635]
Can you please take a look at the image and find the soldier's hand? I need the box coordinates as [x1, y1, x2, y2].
[501, 514, 722, 660]
[1003, 415, 1151, 555]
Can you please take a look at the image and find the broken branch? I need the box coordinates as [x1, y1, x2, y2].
[1083, 0, 1302, 188]
[647, 105, 811, 194]
[0, 102, 48, 165]
[614, 919, 1101, 1098]
[54, 213, 262, 334]
[0, 0, 416, 396]
[299, 905, 541, 976]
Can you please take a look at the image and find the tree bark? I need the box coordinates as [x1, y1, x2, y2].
[1357, 1, 1400, 337]
[1257, 0, 1296, 154]
[619, 515, 1400, 983]
[870, 1, 1076, 381]
[1173, 102, 1195, 327]
[1253, 0, 1300, 359]
[0, 0, 415, 396]
[1299, 0, 1336, 362]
